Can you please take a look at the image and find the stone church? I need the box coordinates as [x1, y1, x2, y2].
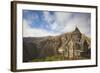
[58, 27, 90, 59]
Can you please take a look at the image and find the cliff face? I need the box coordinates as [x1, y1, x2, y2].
[23, 27, 91, 62]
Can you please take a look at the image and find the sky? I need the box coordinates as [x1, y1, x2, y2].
[23, 10, 91, 37]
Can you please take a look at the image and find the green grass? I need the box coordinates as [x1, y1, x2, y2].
[32, 55, 65, 62]
[31, 55, 90, 62]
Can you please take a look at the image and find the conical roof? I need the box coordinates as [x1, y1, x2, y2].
[72, 26, 81, 35]
[75, 27, 80, 33]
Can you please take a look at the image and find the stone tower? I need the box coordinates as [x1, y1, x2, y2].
[71, 27, 82, 58]
[72, 27, 82, 42]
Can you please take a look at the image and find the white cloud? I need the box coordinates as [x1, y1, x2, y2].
[23, 11, 91, 37]
[53, 13, 91, 36]
[54, 12, 73, 32]
[43, 11, 73, 32]
[54, 12, 72, 24]
[43, 11, 55, 24]
[23, 20, 59, 37]
[68, 13, 91, 36]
